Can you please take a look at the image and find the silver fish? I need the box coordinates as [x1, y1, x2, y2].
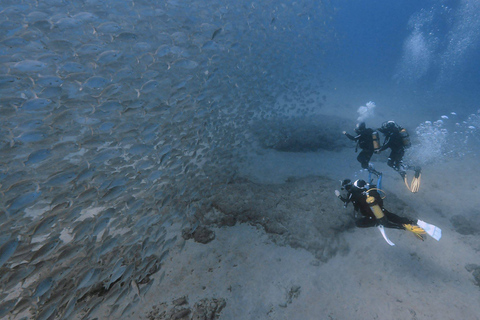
[0, 238, 19, 268]
[30, 237, 60, 263]
[11, 60, 47, 73]
[32, 277, 54, 298]
[7, 191, 41, 215]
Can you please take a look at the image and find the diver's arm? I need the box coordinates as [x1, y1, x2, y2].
[344, 132, 360, 141]
[335, 190, 350, 208]
[378, 135, 391, 152]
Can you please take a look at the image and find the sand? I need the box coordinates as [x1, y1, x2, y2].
[89, 87, 480, 319]
[90, 144, 480, 320]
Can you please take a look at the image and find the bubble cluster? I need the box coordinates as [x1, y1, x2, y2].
[394, 1, 480, 88]
[407, 110, 480, 164]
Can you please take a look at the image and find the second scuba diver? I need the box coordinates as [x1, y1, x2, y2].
[334, 179, 441, 244]
[343, 122, 381, 176]
[376, 120, 421, 192]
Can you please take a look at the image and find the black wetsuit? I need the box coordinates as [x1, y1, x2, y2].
[339, 185, 414, 229]
[377, 127, 405, 172]
[345, 128, 374, 169]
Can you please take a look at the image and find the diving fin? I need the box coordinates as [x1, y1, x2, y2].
[378, 225, 395, 246]
[403, 224, 426, 241]
[403, 175, 412, 192]
[411, 167, 421, 193]
[417, 219, 442, 241]
[410, 175, 421, 193]
[403, 167, 421, 193]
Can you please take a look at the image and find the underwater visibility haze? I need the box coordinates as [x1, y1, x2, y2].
[1, 0, 480, 318]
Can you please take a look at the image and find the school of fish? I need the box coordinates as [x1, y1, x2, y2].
[0, 0, 331, 318]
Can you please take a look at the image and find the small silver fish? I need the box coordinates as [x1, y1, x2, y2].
[0, 239, 19, 268]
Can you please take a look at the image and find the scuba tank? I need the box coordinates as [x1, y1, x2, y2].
[372, 131, 380, 151]
[399, 128, 411, 148]
[382, 121, 411, 148]
[366, 195, 384, 219]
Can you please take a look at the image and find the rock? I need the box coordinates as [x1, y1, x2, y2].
[146, 297, 225, 320]
[473, 268, 480, 287]
[465, 264, 480, 287]
[171, 309, 190, 320]
[191, 298, 226, 320]
[198, 176, 356, 262]
[173, 297, 188, 306]
[182, 226, 215, 244]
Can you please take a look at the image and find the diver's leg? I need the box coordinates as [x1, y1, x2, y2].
[355, 217, 377, 228]
[358, 150, 370, 169]
[391, 150, 406, 178]
[366, 149, 381, 176]
[393, 151, 403, 170]
[402, 164, 422, 178]
[365, 149, 374, 163]
[384, 210, 414, 225]
[387, 150, 395, 168]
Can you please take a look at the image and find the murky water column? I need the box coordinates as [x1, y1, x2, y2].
[0, 0, 330, 318]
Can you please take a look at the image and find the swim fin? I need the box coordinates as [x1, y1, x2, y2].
[403, 224, 426, 241]
[378, 225, 395, 246]
[403, 176, 412, 192]
[403, 167, 421, 193]
[411, 167, 421, 193]
[417, 219, 442, 241]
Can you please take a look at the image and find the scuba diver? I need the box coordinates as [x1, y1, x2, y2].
[376, 120, 421, 193]
[343, 122, 381, 176]
[334, 179, 441, 245]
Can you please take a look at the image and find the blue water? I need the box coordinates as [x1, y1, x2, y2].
[326, 0, 479, 115]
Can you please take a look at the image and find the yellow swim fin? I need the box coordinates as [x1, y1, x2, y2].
[411, 167, 421, 193]
[403, 167, 421, 193]
[403, 224, 426, 241]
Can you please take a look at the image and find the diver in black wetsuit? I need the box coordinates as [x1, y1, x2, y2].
[376, 121, 407, 177]
[335, 179, 414, 229]
[343, 122, 380, 175]
[334, 179, 442, 242]
[376, 121, 422, 192]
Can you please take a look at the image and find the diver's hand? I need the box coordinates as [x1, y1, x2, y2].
[335, 190, 341, 197]
[342, 131, 347, 135]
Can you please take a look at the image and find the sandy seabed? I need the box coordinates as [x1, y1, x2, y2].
[91, 85, 480, 320]
[90, 144, 480, 320]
